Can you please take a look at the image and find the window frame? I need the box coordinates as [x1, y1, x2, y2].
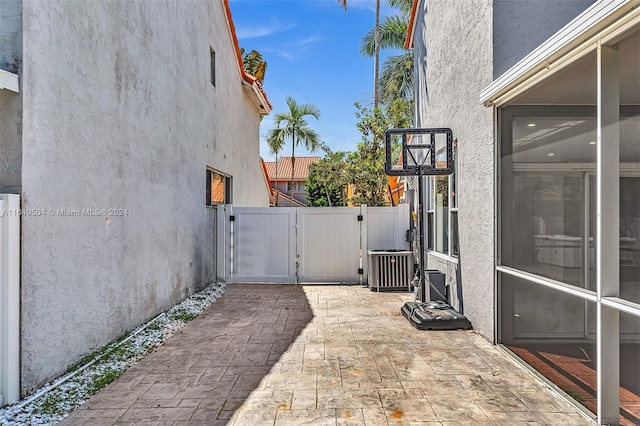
[206, 168, 231, 206]
[427, 142, 458, 259]
[210, 47, 216, 87]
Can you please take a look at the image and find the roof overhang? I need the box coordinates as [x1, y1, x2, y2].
[260, 157, 274, 197]
[481, 0, 640, 107]
[404, 0, 420, 49]
[222, 0, 272, 115]
[0, 69, 19, 93]
[242, 74, 272, 115]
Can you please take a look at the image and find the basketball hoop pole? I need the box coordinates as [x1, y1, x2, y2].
[383, 128, 454, 303]
[417, 167, 427, 303]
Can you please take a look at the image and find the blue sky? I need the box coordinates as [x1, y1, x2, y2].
[228, 0, 403, 160]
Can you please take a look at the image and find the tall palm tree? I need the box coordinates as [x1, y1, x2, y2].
[266, 97, 321, 206]
[338, 0, 381, 110]
[360, 1, 414, 104]
[267, 133, 285, 206]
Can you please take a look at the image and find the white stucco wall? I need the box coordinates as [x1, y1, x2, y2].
[414, 0, 495, 339]
[413, 0, 598, 341]
[20, 0, 267, 391]
[493, 0, 596, 78]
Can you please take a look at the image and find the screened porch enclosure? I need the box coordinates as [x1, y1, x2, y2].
[497, 22, 640, 426]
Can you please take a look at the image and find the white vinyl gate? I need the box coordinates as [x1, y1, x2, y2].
[217, 204, 410, 284]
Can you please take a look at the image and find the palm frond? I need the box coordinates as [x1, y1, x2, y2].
[386, 0, 413, 16]
[296, 103, 321, 120]
[379, 52, 414, 102]
[272, 112, 293, 128]
[360, 15, 409, 56]
[295, 127, 321, 152]
[266, 128, 286, 155]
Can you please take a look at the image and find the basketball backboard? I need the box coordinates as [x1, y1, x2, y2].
[384, 128, 454, 176]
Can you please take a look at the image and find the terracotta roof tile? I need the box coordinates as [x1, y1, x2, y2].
[210, 173, 225, 204]
[264, 156, 321, 181]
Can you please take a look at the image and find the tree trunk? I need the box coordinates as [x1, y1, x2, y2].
[290, 134, 296, 207]
[274, 153, 279, 206]
[373, 0, 380, 111]
[325, 186, 332, 207]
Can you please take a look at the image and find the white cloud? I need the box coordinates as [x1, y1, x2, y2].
[260, 34, 322, 61]
[294, 35, 323, 47]
[235, 17, 297, 39]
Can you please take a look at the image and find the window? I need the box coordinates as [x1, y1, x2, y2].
[287, 182, 304, 192]
[206, 168, 230, 206]
[451, 140, 459, 257]
[427, 141, 458, 257]
[210, 48, 216, 87]
[434, 173, 449, 254]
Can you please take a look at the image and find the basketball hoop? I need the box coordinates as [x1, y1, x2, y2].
[384, 128, 454, 177]
[384, 128, 454, 305]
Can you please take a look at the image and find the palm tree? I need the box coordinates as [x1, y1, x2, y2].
[338, 0, 381, 109]
[360, 1, 414, 104]
[266, 97, 321, 206]
[267, 133, 285, 206]
[360, 15, 408, 55]
[240, 48, 267, 83]
[379, 52, 413, 102]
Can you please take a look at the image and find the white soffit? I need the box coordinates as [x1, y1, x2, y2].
[0, 69, 19, 93]
[480, 0, 640, 107]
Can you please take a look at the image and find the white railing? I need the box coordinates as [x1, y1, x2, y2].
[0, 194, 20, 406]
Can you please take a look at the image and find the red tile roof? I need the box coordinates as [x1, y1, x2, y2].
[264, 156, 321, 182]
[260, 157, 274, 198]
[210, 173, 225, 204]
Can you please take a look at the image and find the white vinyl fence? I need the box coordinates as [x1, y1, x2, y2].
[217, 204, 410, 284]
[0, 194, 20, 406]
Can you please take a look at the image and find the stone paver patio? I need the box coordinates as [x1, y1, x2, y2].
[60, 284, 593, 425]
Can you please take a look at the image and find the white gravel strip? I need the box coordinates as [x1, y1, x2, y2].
[0, 281, 227, 426]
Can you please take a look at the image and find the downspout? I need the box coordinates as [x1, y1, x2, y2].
[229, 204, 234, 278]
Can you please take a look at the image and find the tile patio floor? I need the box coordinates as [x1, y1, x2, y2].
[60, 284, 594, 425]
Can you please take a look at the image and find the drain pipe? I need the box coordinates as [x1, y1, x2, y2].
[229, 204, 234, 278]
[14, 312, 167, 410]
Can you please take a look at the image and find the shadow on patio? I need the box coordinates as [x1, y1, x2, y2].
[61, 284, 593, 425]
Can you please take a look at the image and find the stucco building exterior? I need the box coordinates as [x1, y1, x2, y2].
[407, 0, 640, 424]
[0, 0, 270, 400]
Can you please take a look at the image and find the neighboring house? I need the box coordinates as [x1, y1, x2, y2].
[407, 0, 639, 424]
[0, 0, 270, 402]
[264, 156, 320, 206]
